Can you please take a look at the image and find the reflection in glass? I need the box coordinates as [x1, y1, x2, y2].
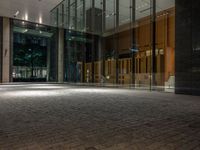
[50, 0, 175, 92]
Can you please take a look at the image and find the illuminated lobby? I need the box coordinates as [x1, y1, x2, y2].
[0, 0, 199, 95]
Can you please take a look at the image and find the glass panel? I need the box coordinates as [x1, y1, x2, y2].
[70, 0, 76, 30]
[119, 0, 130, 26]
[51, 0, 175, 93]
[155, 0, 175, 92]
[77, 0, 84, 31]
[105, 0, 115, 31]
[12, 20, 58, 82]
[85, 0, 92, 33]
[117, 0, 132, 85]
[50, 8, 58, 27]
[133, 0, 152, 90]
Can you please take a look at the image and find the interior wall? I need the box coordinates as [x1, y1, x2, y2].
[103, 8, 175, 86]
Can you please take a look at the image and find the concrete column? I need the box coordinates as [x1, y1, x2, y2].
[2, 17, 11, 83]
[58, 28, 64, 83]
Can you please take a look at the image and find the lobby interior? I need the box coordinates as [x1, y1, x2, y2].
[0, 0, 200, 149]
[0, 0, 176, 92]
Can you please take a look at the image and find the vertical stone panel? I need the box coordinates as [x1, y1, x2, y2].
[0, 17, 2, 83]
[2, 17, 10, 83]
[58, 28, 64, 83]
[175, 0, 200, 95]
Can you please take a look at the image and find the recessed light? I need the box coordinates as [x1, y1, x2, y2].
[14, 11, 19, 18]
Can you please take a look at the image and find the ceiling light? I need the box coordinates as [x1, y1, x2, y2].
[39, 17, 42, 24]
[23, 29, 28, 33]
[25, 13, 28, 20]
[14, 11, 19, 18]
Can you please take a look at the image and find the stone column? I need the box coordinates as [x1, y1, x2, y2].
[2, 17, 11, 83]
[58, 28, 64, 83]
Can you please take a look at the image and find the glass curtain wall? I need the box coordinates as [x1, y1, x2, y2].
[51, 0, 175, 91]
[12, 20, 58, 82]
[155, 0, 175, 92]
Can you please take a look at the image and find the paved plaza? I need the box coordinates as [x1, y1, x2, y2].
[0, 84, 200, 150]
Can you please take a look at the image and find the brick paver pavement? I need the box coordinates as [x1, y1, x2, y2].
[0, 84, 200, 150]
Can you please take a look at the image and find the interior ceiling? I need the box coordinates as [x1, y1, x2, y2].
[0, 0, 175, 28]
[0, 0, 62, 25]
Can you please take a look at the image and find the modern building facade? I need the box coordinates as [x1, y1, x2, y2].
[0, 0, 199, 95]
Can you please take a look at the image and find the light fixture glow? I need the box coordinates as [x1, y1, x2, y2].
[25, 13, 28, 20]
[14, 11, 19, 17]
[23, 29, 28, 33]
[39, 17, 42, 24]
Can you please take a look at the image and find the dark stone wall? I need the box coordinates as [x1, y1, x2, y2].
[49, 29, 58, 82]
[0, 17, 2, 82]
[176, 0, 200, 95]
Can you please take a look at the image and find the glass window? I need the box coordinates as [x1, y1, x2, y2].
[51, 0, 175, 92]
[12, 20, 58, 82]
